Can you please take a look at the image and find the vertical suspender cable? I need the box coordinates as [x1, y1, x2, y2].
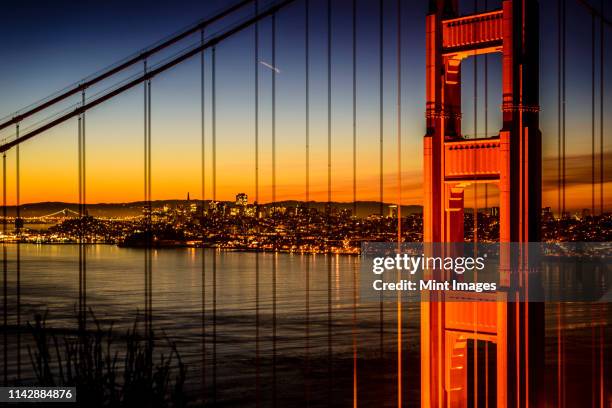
[562, 0, 566, 216]
[592, 11, 596, 215]
[143, 59, 153, 350]
[599, 4, 605, 404]
[143, 61, 148, 339]
[255, 2, 260, 207]
[78, 110, 83, 328]
[77, 89, 87, 331]
[600, 0, 604, 215]
[379, 0, 384, 217]
[79, 90, 87, 327]
[326, 1, 333, 403]
[143, 60, 148, 336]
[81, 90, 86, 223]
[15, 124, 20, 383]
[254, 2, 261, 405]
[483, 0, 489, 395]
[271, 17, 278, 405]
[378, 0, 384, 367]
[396, 1, 402, 406]
[271, 15, 278, 404]
[272, 14, 277, 209]
[147, 76, 152, 343]
[304, 1, 311, 403]
[557, 0, 561, 216]
[200, 27, 207, 404]
[148, 76, 153, 345]
[304, 0, 310, 402]
[472, 2, 479, 404]
[83, 90, 87, 323]
[351, 9, 358, 405]
[352, 0, 357, 219]
[327, 0, 332, 212]
[305, 0, 310, 209]
[212, 48, 217, 204]
[484, 0, 488, 214]
[2, 151, 6, 386]
[558, 6, 566, 401]
[473, 0, 478, 244]
[147, 81, 151, 218]
[202, 28, 206, 209]
[211, 45, 217, 404]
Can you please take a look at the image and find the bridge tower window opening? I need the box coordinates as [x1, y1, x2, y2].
[460, 55, 502, 140]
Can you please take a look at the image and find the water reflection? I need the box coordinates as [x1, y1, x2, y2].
[0, 245, 609, 406]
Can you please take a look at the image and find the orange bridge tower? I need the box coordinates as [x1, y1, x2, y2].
[422, 0, 544, 406]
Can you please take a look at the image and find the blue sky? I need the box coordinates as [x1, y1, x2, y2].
[0, 0, 609, 212]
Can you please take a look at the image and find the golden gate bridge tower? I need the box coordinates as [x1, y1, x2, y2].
[422, 0, 544, 406]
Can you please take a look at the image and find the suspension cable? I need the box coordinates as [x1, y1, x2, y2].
[202, 28, 206, 212]
[270, 36, 278, 395]
[396, 0, 402, 240]
[0, 0, 256, 133]
[327, 0, 332, 216]
[143, 59, 153, 346]
[351, 3, 358, 402]
[147, 75, 152, 345]
[255, 2, 260, 207]
[272, 13, 277, 208]
[305, 0, 310, 209]
[484, 0, 488, 214]
[396, 1, 402, 406]
[78, 89, 87, 330]
[304, 1, 311, 403]
[598, 3, 604, 400]
[211, 45, 217, 404]
[379, 0, 384, 216]
[352, 0, 357, 219]
[473, 0, 478, 243]
[78, 114, 82, 326]
[600, 0, 605, 215]
[15, 124, 21, 382]
[253, 2, 261, 405]
[562, 0, 567, 216]
[199, 26, 207, 404]
[2, 151, 6, 386]
[377, 0, 384, 372]
[323, 22, 333, 364]
[0, 0, 298, 154]
[592, 11, 596, 215]
[212, 48, 217, 203]
[558, 0, 563, 217]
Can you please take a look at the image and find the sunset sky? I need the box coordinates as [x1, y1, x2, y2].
[0, 0, 609, 213]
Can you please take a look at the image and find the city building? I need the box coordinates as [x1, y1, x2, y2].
[236, 193, 248, 206]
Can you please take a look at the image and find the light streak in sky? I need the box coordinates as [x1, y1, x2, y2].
[259, 60, 280, 73]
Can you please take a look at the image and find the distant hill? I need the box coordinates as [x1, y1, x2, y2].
[5, 200, 422, 218]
